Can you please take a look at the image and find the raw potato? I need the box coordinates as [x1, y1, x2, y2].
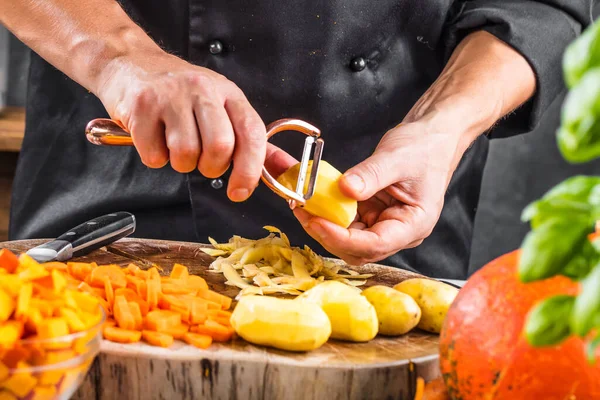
[296, 281, 378, 342]
[230, 295, 331, 352]
[393, 279, 459, 334]
[277, 160, 358, 228]
[361, 285, 421, 336]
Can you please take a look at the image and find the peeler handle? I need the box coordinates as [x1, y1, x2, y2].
[85, 117, 322, 207]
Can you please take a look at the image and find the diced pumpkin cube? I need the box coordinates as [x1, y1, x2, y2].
[0, 362, 7, 382]
[2, 346, 31, 368]
[45, 349, 76, 365]
[145, 310, 181, 332]
[182, 332, 212, 349]
[0, 390, 16, 400]
[31, 385, 57, 400]
[58, 309, 86, 332]
[187, 275, 208, 291]
[0, 322, 23, 347]
[170, 264, 189, 281]
[142, 330, 174, 348]
[0, 250, 18, 274]
[17, 255, 49, 281]
[14, 283, 32, 321]
[1, 371, 37, 397]
[0, 276, 21, 297]
[89, 265, 127, 289]
[79, 311, 102, 330]
[37, 318, 69, 340]
[102, 326, 141, 343]
[29, 299, 53, 318]
[65, 290, 99, 314]
[50, 270, 67, 293]
[0, 290, 14, 323]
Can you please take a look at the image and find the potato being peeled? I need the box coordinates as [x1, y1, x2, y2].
[361, 285, 421, 336]
[393, 278, 459, 334]
[276, 160, 357, 228]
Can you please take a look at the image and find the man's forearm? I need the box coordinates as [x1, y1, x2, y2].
[0, 0, 163, 95]
[404, 31, 536, 164]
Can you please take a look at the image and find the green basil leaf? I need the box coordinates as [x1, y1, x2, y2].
[521, 176, 600, 227]
[562, 239, 600, 281]
[519, 217, 592, 283]
[525, 295, 575, 347]
[571, 263, 600, 337]
[564, 19, 600, 89]
[558, 68, 600, 164]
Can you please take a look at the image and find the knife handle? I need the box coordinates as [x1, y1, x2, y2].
[85, 119, 134, 146]
[57, 212, 136, 258]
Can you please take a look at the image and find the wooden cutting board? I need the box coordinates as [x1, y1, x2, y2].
[0, 238, 441, 400]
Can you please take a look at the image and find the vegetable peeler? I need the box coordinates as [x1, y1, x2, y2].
[85, 118, 324, 209]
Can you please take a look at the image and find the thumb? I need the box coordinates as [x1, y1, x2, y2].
[339, 150, 399, 201]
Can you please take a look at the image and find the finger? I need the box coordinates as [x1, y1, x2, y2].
[194, 93, 235, 179]
[163, 107, 201, 173]
[129, 116, 169, 169]
[265, 143, 298, 178]
[225, 96, 267, 202]
[339, 151, 400, 201]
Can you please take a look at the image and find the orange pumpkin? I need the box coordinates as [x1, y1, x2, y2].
[439, 248, 600, 400]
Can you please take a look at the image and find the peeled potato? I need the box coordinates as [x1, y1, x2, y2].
[393, 279, 459, 334]
[361, 285, 421, 336]
[230, 295, 331, 352]
[296, 281, 378, 342]
[277, 160, 357, 228]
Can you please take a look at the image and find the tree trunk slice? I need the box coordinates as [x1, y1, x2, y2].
[0, 238, 442, 400]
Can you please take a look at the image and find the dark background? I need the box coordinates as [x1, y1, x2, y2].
[4, 24, 600, 274]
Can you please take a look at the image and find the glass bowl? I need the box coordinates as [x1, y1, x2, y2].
[0, 308, 105, 400]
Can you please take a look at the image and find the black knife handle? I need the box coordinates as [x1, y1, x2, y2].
[56, 212, 136, 258]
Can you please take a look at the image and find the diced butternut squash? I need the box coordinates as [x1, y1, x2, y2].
[0, 290, 14, 323]
[0, 250, 18, 274]
[0, 390, 17, 400]
[37, 318, 69, 339]
[59, 308, 86, 332]
[14, 283, 32, 321]
[67, 262, 93, 281]
[0, 362, 8, 382]
[17, 257, 49, 282]
[0, 322, 23, 347]
[1, 371, 38, 397]
[64, 290, 99, 314]
[142, 331, 174, 348]
[50, 269, 67, 293]
[31, 385, 57, 400]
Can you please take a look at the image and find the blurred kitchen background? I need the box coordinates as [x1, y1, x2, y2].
[2, 22, 600, 274]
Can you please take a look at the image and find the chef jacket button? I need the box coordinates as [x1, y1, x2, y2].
[350, 57, 367, 72]
[209, 40, 224, 55]
[210, 178, 224, 190]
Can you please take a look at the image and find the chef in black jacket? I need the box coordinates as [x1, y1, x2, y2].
[0, 1, 591, 279]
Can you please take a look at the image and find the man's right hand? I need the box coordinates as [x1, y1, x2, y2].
[97, 53, 267, 203]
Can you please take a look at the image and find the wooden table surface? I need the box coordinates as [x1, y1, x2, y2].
[0, 107, 24, 152]
[0, 238, 442, 400]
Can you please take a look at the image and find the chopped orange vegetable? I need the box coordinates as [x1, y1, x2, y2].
[146, 276, 160, 311]
[1, 370, 38, 397]
[58, 309, 86, 332]
[197, 289, 232, 310]
[37, 318, 69, 340]
[24, 308, 43, 333]
[170, 264, 189, 281]
[0, 290, 14, 323]
[0, 276, 21, 297]
[0, 250, 18, 274]
[115, 288, 149, 316]
[128, 302, 143, 331]
[190, 299, 208, 325]
[161, 283, 195, 295]
[0, 322, 23, 348]
[0, 391, 17, 400]
[113, 295, 135, 331]
[89, 265, 127, 289]
[31, 385, 57, 400]
[145, 310, 181, 332]
[104, 280, 114, 310]
[142, 330, 174, 348]
[0, 361, 8, 381]
[67, 262, 93, 281]
[2, 347, 30, 369]
[158, 324, 189, 340]
[187, 275, 208, 291]
[65, 290, 100, 314]
[14, 283, 32, 321]
[102, 326, 141, 343]
[182, 332, 212, 349]
[17, 256, 49, 282]
[42, 262, 67, 271]
[191, 320, 233, 342]
[50, 269, 67, 293]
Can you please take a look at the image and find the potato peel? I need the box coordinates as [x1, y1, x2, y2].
[202, 227, 373, 298]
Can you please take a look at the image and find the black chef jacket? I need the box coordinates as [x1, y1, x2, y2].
[9, 1, 591, 279]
